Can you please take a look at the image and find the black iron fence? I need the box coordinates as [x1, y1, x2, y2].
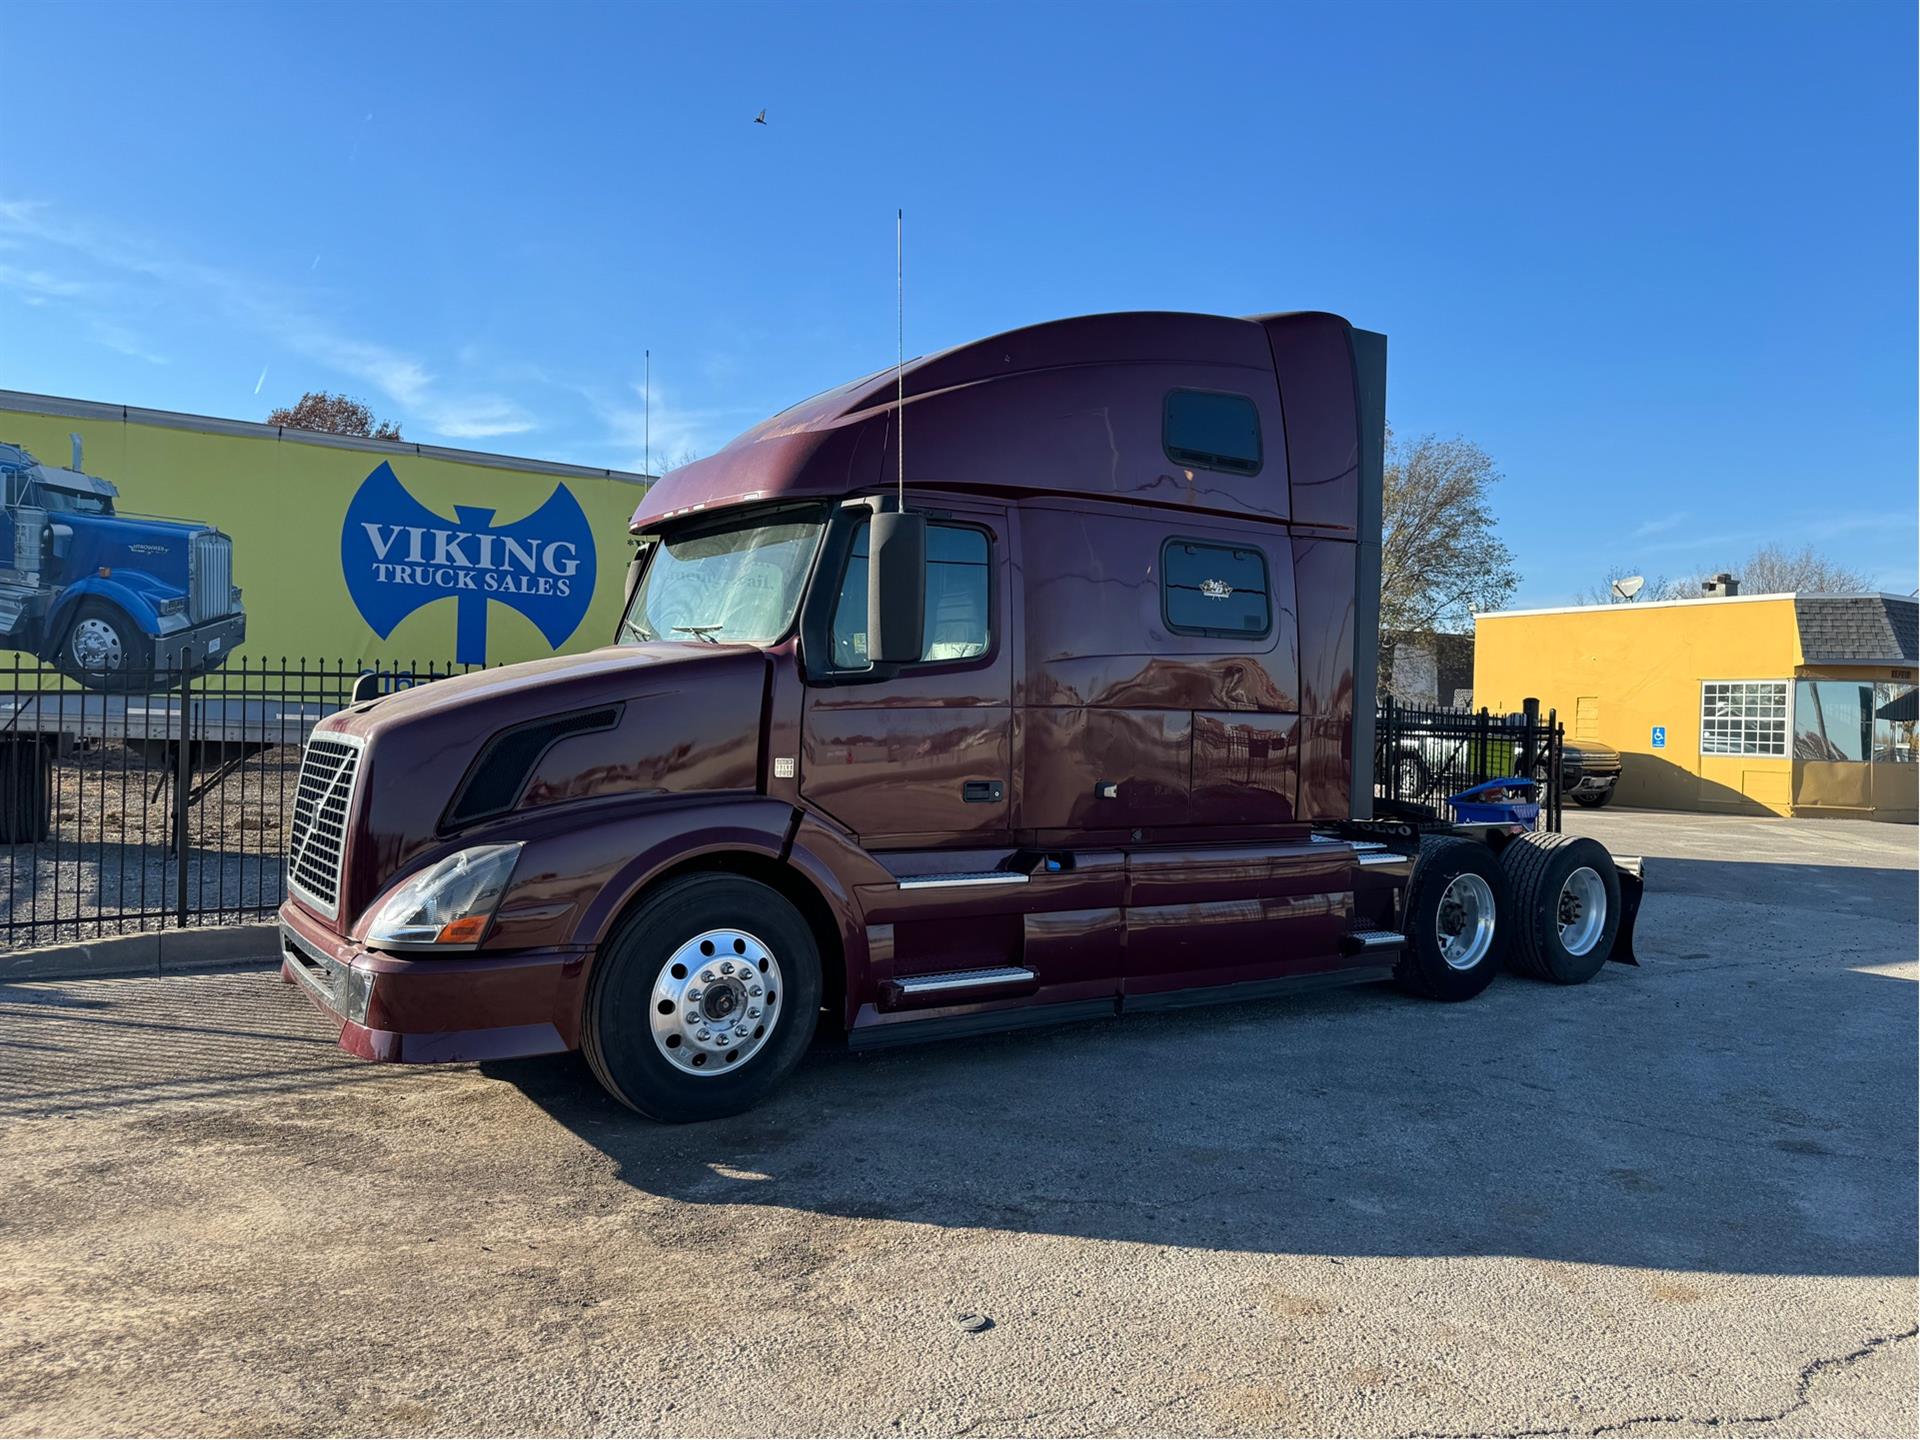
[0, 656, 479, 950]
[1375, 697, 1565, 831]
[0, 657, 1564, 951]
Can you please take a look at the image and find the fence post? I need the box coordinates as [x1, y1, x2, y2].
[174, 649, 193, 928]
[1521, 697, 1540, 780]
[1548, 708, 1562, 832]
[1381, 694, 1395, 801]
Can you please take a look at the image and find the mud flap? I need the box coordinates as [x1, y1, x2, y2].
[1610, 856, 1645, 965]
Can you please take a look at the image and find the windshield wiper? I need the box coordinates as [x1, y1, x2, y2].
[672, 624, 725, 643]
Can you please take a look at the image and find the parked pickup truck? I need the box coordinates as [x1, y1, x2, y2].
[277, 310, 1643, 1122]
[0, 439, 244, 688]
[1555, 739, 1623, 808]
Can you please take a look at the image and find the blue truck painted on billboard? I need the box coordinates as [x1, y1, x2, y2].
[0, 437, 245, 689]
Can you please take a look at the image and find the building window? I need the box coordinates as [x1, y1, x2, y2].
[1700, 680, 1788, 757]
[1793, 680, 1873, 762]
[1162, 538, 1271, 637]
[830, 520, 991, 668]
[1163, 390, 1262, 476]
[1873, 681, 1916, 764]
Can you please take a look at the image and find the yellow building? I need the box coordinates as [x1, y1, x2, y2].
[1475, 591, 1918, 822]
[0, 389, 652, 670]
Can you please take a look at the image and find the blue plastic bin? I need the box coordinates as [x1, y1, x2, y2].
[1448, 777, 1540, 827]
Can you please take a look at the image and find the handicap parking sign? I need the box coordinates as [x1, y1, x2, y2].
[1651, 725, 1667, 749]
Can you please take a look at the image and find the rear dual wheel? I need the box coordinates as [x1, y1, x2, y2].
[1499, 833, 1621, 984]
[1394, 837, 1509, 1002]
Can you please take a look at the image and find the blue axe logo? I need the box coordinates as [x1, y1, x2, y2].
[341, 462, 597, 665]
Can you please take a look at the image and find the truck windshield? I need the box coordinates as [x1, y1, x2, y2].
[34, 486, 112, 516]
[619, 506, 825, 646]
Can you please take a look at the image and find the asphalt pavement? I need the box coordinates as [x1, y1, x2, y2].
[0, 809, 1913, 1437]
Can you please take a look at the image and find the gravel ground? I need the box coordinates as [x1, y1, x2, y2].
[0, 809, 1913, 1437]
[0, 742, 294, 946]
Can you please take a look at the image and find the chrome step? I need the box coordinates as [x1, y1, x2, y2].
[1341, 930, 1406, 954]
[1357, 851, 1412, 867]
[893, 966, 1036, 996]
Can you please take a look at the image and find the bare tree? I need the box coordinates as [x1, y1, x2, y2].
[1379, 428, 1518, 646]
[1578, 544, 1872, 603]
[267, 391, 402, 441]
[1733, 543, 1871, 595]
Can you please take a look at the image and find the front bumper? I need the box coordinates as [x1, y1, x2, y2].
[1567, 772, 1619, 797]
[156, 613, 246, 670]
[276, 901, 588, 1063]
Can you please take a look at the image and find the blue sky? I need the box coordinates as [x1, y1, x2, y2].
[1, 0, 1913, 604]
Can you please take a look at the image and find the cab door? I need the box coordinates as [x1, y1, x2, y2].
[799, 501, 1012, 849]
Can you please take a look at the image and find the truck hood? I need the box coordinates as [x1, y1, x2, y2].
[321, 643, 768, 923]
[64, 512, 209, 548]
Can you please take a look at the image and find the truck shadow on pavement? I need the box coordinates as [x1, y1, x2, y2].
[485, 915, 1918, 1279]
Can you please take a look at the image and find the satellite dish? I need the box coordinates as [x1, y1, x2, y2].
[1610, 575, 1646, 602]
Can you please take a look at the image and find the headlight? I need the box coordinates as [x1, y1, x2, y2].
[157, 596, 186, 616]
[365, 843, 522, 949]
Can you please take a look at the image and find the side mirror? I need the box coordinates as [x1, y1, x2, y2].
[866, 508, 925, 665]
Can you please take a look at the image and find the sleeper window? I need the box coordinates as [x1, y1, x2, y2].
[831, 521, 991, 668]
[1164, 390, 1262, 476]
[1162, 539, 1271, 637]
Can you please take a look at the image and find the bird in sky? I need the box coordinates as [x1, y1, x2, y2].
[754, 109, 768, 125]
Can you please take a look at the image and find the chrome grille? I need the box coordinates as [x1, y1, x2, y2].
[287, 734, 362, 918]
[189, 530, 233, 623]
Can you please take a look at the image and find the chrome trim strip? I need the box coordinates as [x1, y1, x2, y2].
[896, 871, 1031, 891]
[895, 966, 1037, 996]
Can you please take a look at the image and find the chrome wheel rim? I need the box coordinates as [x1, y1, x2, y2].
[1436, 873, 1496, 970]
[649, 928, 781, 1077]
[72, 618, 122, 671]
[1558, 866, 1607, 956]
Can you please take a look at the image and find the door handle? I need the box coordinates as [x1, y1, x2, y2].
[962, 779, 1004, 804]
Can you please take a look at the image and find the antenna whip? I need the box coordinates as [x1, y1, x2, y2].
[896, 208, 904, 510]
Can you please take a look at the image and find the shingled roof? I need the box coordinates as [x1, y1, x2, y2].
[1794, 596, 1918, 664]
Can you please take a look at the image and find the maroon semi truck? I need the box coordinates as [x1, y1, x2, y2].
[277, 310, 1642, 1122]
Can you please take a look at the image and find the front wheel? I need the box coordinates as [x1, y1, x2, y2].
[582, 874, 822, 1122]
[60, 601, 153, 691]
[1394, 836, 1509, 1002]
[1500, 833, 1621, 983]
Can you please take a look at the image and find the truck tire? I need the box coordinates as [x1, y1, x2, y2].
[1571, 789, 1613, 809]
[60, 601, 154, 692]
[1499, 832, 1621, 984]
[1392, 748, 1434, 802]
[582, 873, 823, 1122]
[1394, 836, 1508, 1002]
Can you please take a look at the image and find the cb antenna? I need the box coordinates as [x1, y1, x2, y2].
[644, 348, 651, 477]
[896, 208, 905, 510]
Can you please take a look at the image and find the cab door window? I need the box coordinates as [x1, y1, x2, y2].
[830, 520, 991, 668]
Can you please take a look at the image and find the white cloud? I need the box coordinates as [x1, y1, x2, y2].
[587, 377, 755, 474]
[1630, 511, 1688, 539]
[0, 198, 536, 443]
